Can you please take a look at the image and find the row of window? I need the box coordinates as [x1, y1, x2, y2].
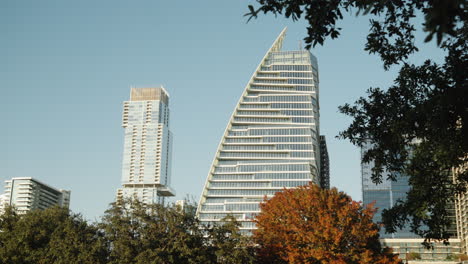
[272, 65, 313, 71]
[259, 95, 311, 102]
[234, 110, 283, 116]
[252, 79, 288, 84]
[202, 203, 260, 212]
[209, 180, 310, 188]
[238, 103, 272, 109]
[280, 72, 313, 78]
[249, 86, 296, 92]
[271, 103, 313, 109]
[229, 127, 312, 136]
[206, 189, 283, 196]
[204, 197, 263, 204]
[222, 145, 275, 150]
[233, 117, 290, 123]
[235, 110, 314, 117]
[212, 172, 313, 180]
[249, 128, 312, 135]
[288, 79, 313, 84]
[214, 163, 310, 173]
[224, 138, 262, 143]
[219, 152, 289, 158]
[263, 136, 312, 143]
[256, 73, 280, 77]
[221, 144, 313, 151]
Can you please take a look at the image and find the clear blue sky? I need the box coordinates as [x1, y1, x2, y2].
[1, 0, 445, 221]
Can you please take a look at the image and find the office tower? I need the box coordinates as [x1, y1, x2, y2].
[361, 142, 418, 238]
[116, 87, 175, 205]
[319, 135, 330, 189]
[197, 28, 322, 233]
[2, 177, 70, 214]
[362, 142, 461, 261]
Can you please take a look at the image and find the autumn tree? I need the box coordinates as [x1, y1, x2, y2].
[245, 0, 467, 242]
[253, 183, 402, 264]
[0, 205, 107, 264]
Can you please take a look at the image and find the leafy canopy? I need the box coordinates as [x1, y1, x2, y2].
[253, 183, 402, 264]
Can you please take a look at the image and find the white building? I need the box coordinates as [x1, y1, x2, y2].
[116, 87, 175, 205]
[197, 28, 325, 233]
[1, 177, 70, 214]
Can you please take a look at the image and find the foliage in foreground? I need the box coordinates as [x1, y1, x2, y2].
[0, 206, 107, 264]
[253, 183, 401, 264]
[0, 201, 254, 264]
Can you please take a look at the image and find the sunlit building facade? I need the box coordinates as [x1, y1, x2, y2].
[117, 87, 175, 204]
[1, 177, 70, 214]
[197, 28, 324, 233]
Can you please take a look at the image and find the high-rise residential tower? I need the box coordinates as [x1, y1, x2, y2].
[197, 28, 324, 233]
[1, 177, 70, 214]
[117, 87, 175, 204]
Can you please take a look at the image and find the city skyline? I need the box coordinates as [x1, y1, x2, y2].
[1, 1, 446, 220]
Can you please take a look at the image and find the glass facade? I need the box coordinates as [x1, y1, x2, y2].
[361, 142, 418, 238]
[197, 28, 325, 233]
[116, 87, 174, 205]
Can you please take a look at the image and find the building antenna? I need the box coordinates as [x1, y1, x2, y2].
[299, 40, 302, 50]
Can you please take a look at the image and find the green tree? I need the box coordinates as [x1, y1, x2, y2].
[339, 26, 467, 242]
[208, 215, 255, 264]
[0, 205, 107, 264]
[253, 183, 401, 264]
[246, 0, 465, 69]
[246, 0, 467, 243]
[100, 199, 214, 264]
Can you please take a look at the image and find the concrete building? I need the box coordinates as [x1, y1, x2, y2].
[454, 164, 468, 255]
[1, 177, 70, 214]
[197, 28, 326, 233]
[116, 87, 175, 205]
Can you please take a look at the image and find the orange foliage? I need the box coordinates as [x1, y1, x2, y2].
[253, 183, 402, 264]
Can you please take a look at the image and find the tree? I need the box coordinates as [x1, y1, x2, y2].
[208, 215, 255, 264]
[253, 183, 402, 264]
[246, 0, 465, 69]
[339, 26, 467, 242]
[406, 252, 421, 260]
[100, 199, 213, 264]
[0, 206, 107, 264]
[245, 0, 467, 243]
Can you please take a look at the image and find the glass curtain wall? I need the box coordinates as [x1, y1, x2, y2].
[197, 28, 321, 233]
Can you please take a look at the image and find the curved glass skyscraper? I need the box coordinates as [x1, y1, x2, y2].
[197, 28, 323, 233]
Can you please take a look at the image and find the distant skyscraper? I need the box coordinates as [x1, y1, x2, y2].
[1, 177, 70, 214]
[319, 135, 330, 189]
[117, 87, 175, 204]
[362, 142, 461, 261]
[196, 28, 323, 233]
[361, 142, 418, 238]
